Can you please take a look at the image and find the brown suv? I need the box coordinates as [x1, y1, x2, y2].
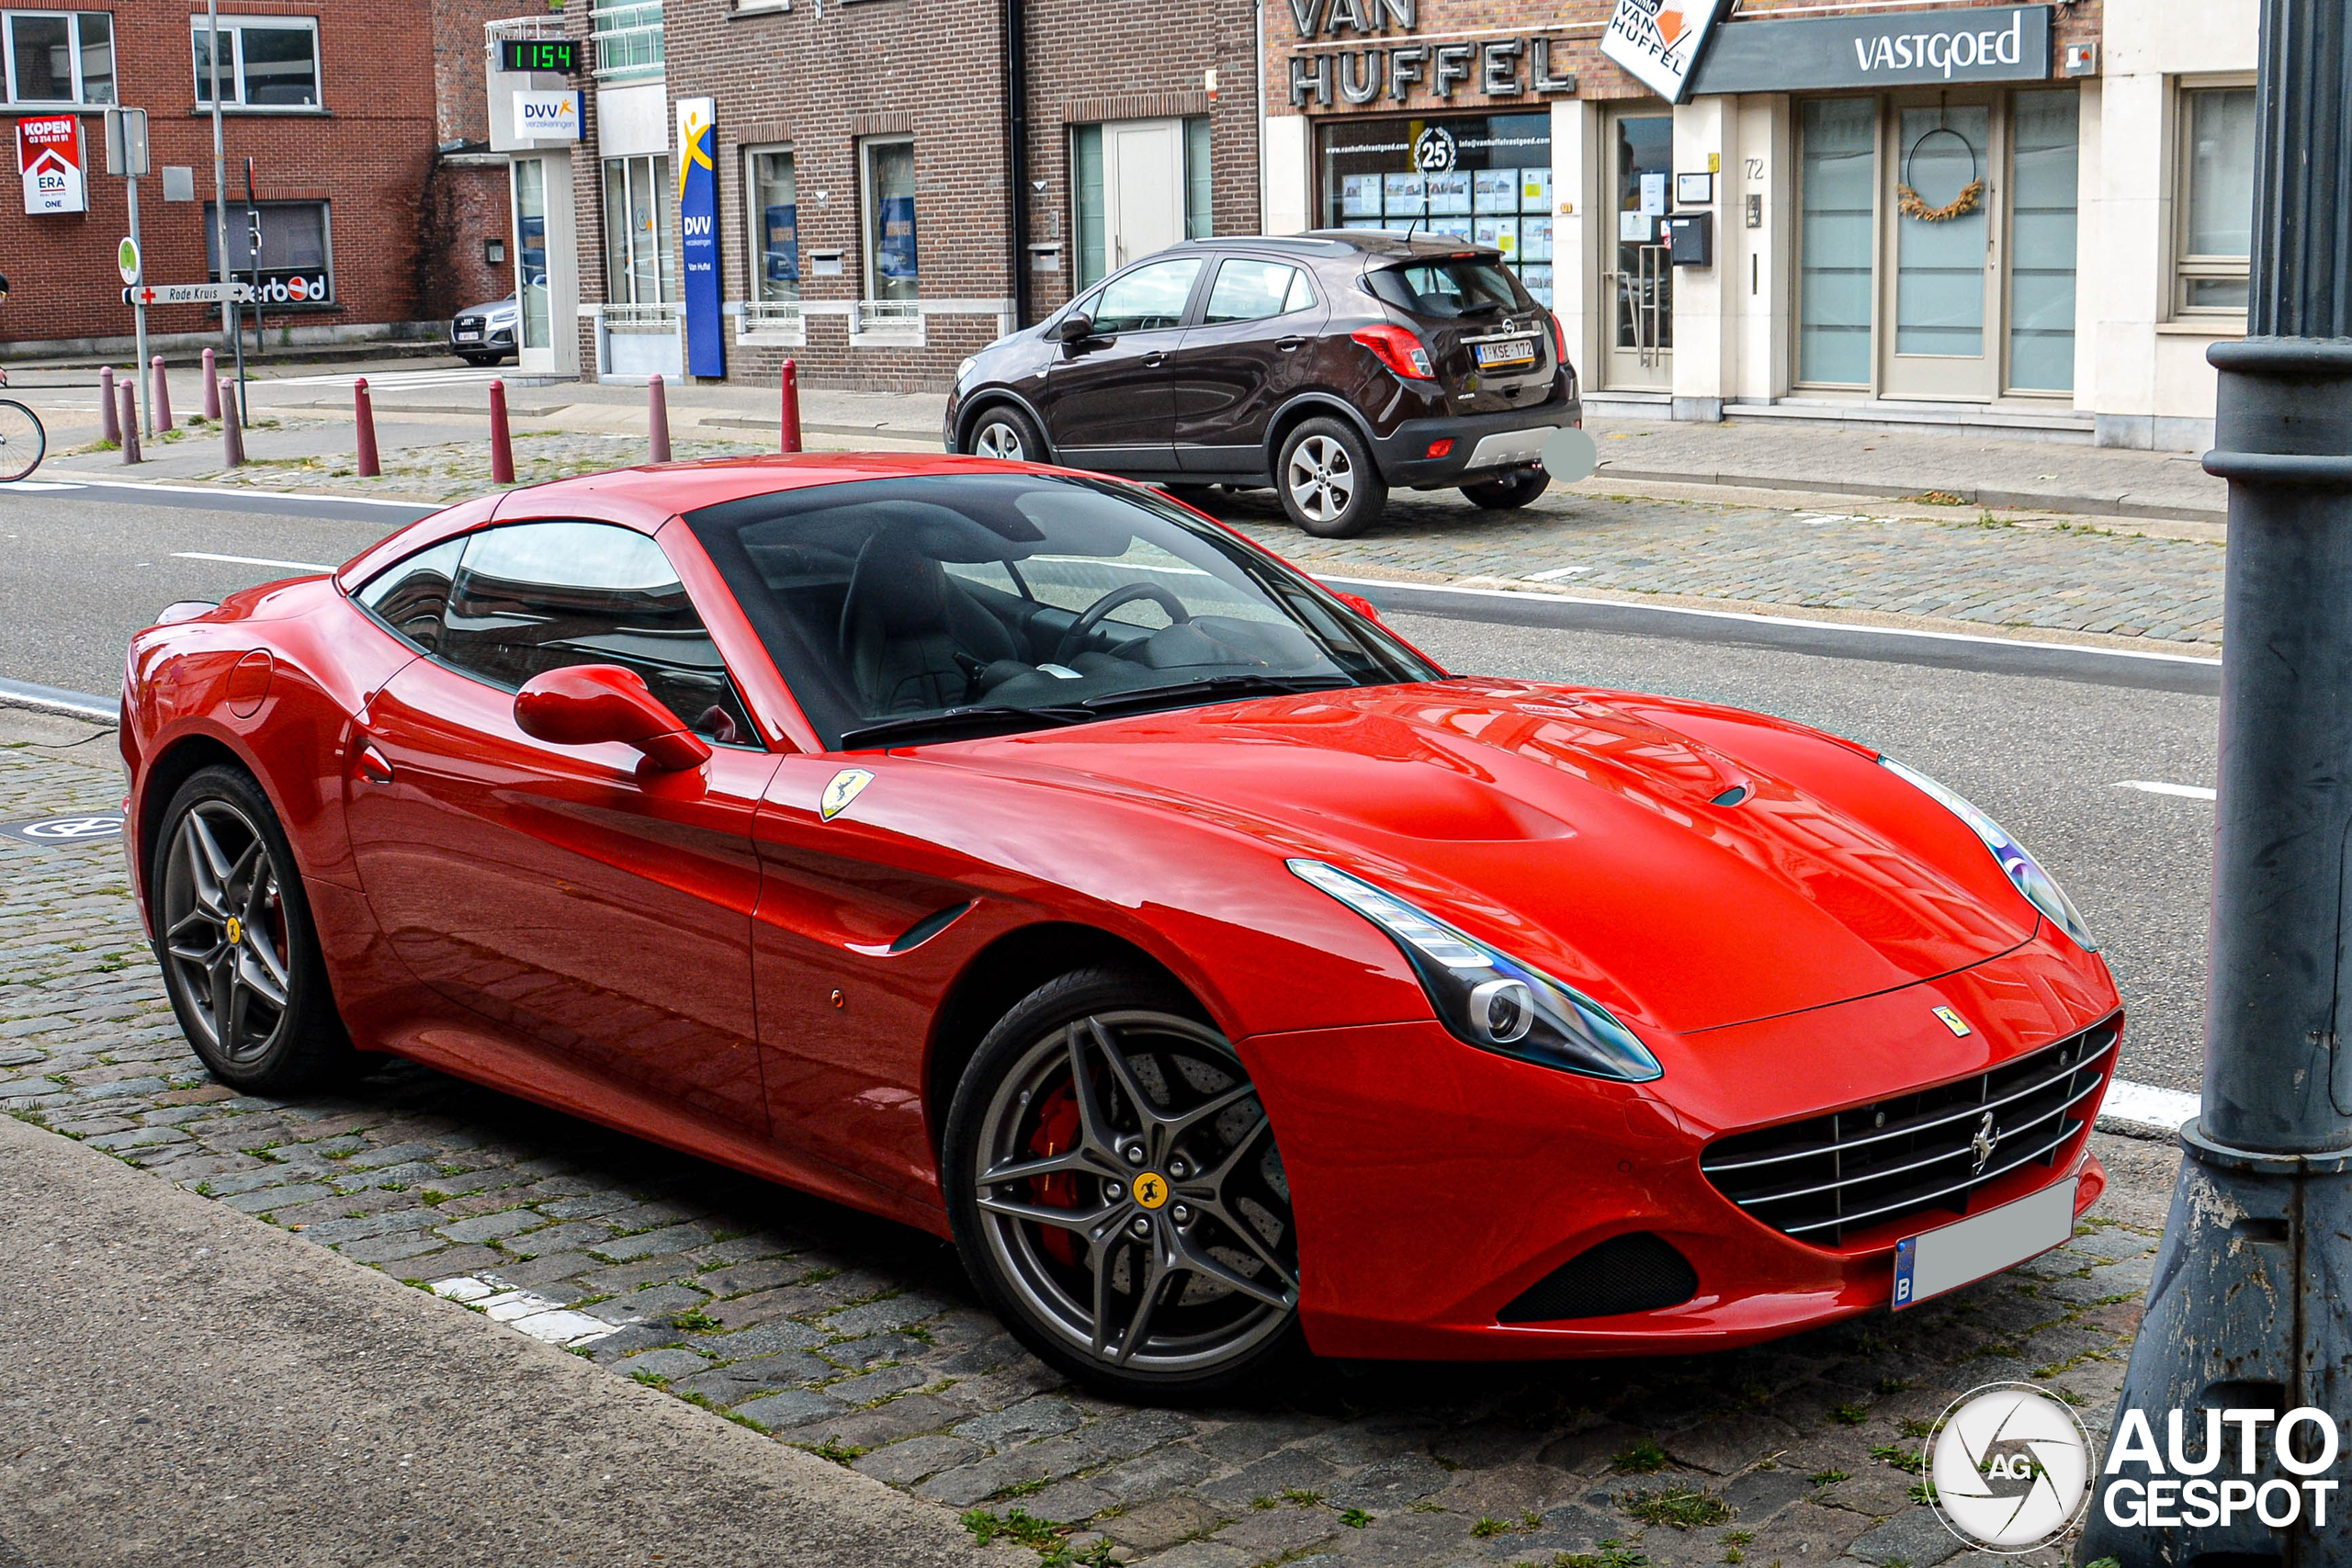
[944, 232, 1581, 537]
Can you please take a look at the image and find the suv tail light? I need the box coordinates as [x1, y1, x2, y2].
[1550, 311, 1570, 367]
[1351, 324, 1434, 380]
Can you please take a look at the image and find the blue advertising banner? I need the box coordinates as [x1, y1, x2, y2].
[877, 195, 919, 281]
[676, 97, 722, 378]
[763, 203, 798, 282]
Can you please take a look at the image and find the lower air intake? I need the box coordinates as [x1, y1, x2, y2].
[1497, 1232, 1700, 1324]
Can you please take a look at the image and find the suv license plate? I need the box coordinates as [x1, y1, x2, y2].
[1474, 338, 1536, 369]
[456, 331, 481, 341]
[1891, 1177, 2075, 1310]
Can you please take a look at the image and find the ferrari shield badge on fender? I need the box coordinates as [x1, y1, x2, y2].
[820, 768, 876, 821]
[1932, 1006, 1972, 1038]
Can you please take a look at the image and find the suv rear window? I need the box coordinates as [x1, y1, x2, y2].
[1366, 259, 1532, 319]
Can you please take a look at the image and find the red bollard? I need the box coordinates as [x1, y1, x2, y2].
[779, 357, 802, 454]
[648, 373, 671, 464]
[354, 377, 381, 478]
[220, 378, 245, 468]
[489, 378, 514, 484]
[151, 355, 175, 434]
[98, 366, 119, 446]
[201, 349, 220, 420]
[118, 384, 141, 463]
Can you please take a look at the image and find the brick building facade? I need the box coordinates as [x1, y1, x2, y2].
[0, 0, 444, 355]
[424, 0, 519, 320]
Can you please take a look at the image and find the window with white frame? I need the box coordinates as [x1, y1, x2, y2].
[861, 138, 918, 306]
[601, 153, 673, 308]
[2177, 82, 2255, 316]
[4, 11, 113, 105]
[193, 17, 321, 109]
[591, 0, 662, 80]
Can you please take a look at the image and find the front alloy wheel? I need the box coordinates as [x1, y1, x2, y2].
[947, 974, 1300, 1397]
[162, 798, 295, 1066]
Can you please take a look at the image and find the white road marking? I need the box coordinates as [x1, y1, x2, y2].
[0, 479, 87, 491]
[266, 367, 507, 389]
[172, 551, 334, 571]
[2100, 1078, 2200, 1136]
[1319, 573, 2225, 669]
[430, 1275, 619, 1348]
[2116, 779, 2216, 801]
[76, 479, 434, 510]
[1523, 566, 1591, 581]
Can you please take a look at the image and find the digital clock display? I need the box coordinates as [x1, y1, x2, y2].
[500, 39, 579, 73]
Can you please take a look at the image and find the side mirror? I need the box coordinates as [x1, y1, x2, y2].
[1054, 312, 1096, 344]
[1332, 590, 1386, 626]
[514, 664, 711, 773]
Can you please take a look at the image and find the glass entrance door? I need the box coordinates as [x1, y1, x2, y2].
[1602, 109, 1673, 390]
[1881, 96, 1998, 400]
[512, 157, 552, 368]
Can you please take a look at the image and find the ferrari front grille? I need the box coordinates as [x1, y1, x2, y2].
[1698, 1017, 2118, 1247]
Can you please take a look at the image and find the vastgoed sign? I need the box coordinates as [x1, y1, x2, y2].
[1686, 3, 2051, 95]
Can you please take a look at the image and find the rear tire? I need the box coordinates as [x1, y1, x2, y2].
[1277, 418, 1386, 539]
[967, 403, 1048, 464]
[944, 967, 1305, 1403]
[150, 765, 352, 1094]
[1460, 469, 1552, 510]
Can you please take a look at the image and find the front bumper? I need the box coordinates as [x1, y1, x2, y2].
[1238, 938, 2118, 1359]
[1371, 394, 1584, 489]
[451, 321, 515, 352]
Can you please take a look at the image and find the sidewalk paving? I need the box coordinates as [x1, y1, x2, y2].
[2, 709, 2181, 1568]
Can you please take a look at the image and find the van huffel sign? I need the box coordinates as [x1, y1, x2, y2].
[1686, 3, 2052, 96]
[1600, 0, 1732, 105]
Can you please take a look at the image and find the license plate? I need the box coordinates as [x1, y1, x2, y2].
[1893, 1177, 2075, 1309]
[1474, 337, 1536, 369]
[456, 330, 481, 341]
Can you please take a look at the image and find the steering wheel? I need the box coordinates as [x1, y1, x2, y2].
[1053, 582, 1191, 665]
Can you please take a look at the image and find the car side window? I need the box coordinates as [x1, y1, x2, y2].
[1202, 260, 1311, 325]
[435, 521, 758, 747]
[354, 536, 466, 653]
[1090, 258, 1201, 335]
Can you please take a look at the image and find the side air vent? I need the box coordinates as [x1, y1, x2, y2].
[1497, 1232, 1700, 1324]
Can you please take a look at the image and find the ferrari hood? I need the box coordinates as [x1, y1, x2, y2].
[939, 679, 2036, 1034]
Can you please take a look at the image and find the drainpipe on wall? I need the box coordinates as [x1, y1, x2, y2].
[1254, 0, 1267, 234]
[1006, 0, 1031, 332]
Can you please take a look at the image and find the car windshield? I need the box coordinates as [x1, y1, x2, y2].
[684, 473, 1440, 750]
[1365, 258, 1531, 319]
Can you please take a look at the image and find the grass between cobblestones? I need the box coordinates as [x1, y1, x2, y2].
[1, 728, 2162, 1566]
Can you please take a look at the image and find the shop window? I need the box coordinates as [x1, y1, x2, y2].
[862, 138, 919, 305]
[602, 153, 673, 309]
[204, 200, 333, 306]
[748, 149, 798, 304]
[2007, 89, 2078, 392]
[192, 17, 321, 109]
[1796, 97, 1875, 387]
[2177, 83, 2255, 316]
[4, 10, 113, 105]
[1317, 112, 1554, 305]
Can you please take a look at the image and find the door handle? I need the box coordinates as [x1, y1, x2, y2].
[1140, 352, 1167, 368]
[1276, 336, 1307, 353]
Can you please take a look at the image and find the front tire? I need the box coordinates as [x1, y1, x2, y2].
[943, 968, 1303, 1402]
[966, 403, 1047, 464]
[1277, 418, 1386, 538]
[1461, 469, 1552, 510]
[151, 765, 352, 1094]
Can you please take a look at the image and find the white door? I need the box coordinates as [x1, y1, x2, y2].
[1108, 120, 1185, 272]
[511, 150, 579, 377]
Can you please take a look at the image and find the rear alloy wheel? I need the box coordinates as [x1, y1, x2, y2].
[945, 969, 1301, 1400]
[1277, 418, 1386, 539]
[1461, 469, 1552, 510]
[967, 403, 1046, 464]
[153, 765, 351, 1093]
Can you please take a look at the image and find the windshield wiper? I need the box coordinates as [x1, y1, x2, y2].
[835, 704, 1093, 750]
[1071, 673, 1356, 718]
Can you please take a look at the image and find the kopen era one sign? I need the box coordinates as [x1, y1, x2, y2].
[17, 115, 85, 215]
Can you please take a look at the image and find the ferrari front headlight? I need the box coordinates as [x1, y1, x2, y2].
[1288, 859, 1661, 1082]
[1880, 757, 2098, 953]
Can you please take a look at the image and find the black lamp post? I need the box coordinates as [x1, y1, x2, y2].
[2079, 2, 2352, 1562]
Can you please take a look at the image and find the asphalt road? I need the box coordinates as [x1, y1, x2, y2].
[1, 481, 2213, 1093]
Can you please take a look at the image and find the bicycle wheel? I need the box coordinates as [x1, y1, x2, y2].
[0, 400, 44, 482]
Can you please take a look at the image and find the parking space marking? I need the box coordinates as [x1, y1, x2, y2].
[2101, 1078, 2201, 1136]
[2115, 779, 2216, 801]
[0, 813, 124, 845]
[172, 551, 335, 572]
[1523, 565, 1591, 581]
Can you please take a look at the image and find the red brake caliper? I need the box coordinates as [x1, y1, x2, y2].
[1027, 1083, 1082, 1265]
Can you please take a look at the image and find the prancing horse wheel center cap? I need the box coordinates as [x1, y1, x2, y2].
[224, 916, 243, 944]
[1131, 1172, 1170, 1210]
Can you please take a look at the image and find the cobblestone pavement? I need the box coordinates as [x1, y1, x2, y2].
[2, 727, 2167, 1567]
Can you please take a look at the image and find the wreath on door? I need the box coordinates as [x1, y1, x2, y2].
[1896, 124, 1984, 222]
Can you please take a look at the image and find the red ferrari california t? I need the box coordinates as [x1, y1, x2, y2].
[119, 455, 2120, 1398]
